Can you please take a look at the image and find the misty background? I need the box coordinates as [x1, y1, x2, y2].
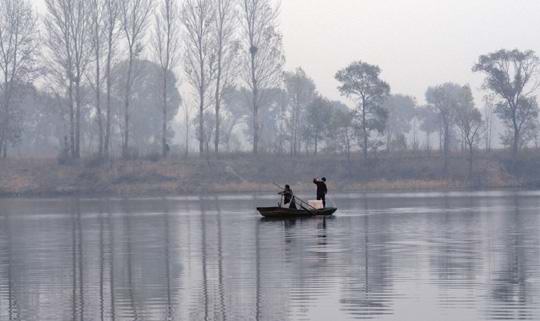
[2, 0, 540, 170]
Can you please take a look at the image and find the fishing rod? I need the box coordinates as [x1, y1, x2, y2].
[226, 166, 319, 213]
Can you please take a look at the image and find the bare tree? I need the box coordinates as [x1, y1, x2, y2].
[0, 0, 37, 158]
[103, 0, 121, 157]
[89, 0, 106, 156]
[240, 0, 284, 154]
[45, 0, 93, 159]
[152, 0, 181, 157]
[212, 0, 238, 154]
[120, 0, 154, 158]
[181, 0, 215, 155]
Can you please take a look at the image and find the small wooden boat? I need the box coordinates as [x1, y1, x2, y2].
[257, 207, 337, 218]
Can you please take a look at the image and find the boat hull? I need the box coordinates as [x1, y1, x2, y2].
[257, 207, 337, 218]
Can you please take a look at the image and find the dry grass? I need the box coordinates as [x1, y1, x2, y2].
[0, 153, 531, 197]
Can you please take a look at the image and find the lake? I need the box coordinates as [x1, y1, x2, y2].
[1, 191, 539, 321]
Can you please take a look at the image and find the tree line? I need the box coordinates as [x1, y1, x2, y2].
[0, 0, 539, 175]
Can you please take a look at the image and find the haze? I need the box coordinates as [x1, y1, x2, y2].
[32, 0, 540, 102]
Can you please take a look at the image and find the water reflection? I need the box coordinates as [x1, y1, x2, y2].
[0, 192, 539, 321]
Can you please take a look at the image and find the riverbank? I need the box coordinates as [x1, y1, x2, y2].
[0, 152, 534, 197]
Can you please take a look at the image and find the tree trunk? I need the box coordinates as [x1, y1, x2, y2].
[162, 69, 168, 157]
[105, 49, 112, 158]
[513, 126, 519, 156]
[123, 51, 134, 159]
[69, 80, 75, 158]
[104, 25, 115, 158]
[314, 135, 318, 155]
[96, 48, 103, 157]
[443, 122, 449, 175]
[214, 46, 223, 155]
[184, 105, 190, 157]
[250, 45, 259, 155]
[1, 74, 10, 159]
[199, 92, 204, 155]
[253, 89, 259, 154]
[468, 144, 474, 180]
[75, 74, 82, 159]
[362, 102, 368, 161]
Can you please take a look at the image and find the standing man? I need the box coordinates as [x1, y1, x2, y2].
[313, 177, 328, 208]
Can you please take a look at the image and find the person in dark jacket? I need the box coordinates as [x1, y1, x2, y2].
[279, 185, 296, 209]
[313, 177, 328, 207]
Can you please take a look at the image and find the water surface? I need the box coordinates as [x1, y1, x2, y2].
[1, 191, 539, 321]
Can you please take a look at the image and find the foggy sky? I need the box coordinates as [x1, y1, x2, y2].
[33, 0, 540, 106]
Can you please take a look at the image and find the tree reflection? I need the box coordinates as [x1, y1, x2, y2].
[486, 194, 539, 320]
[0, 195, 539, 321]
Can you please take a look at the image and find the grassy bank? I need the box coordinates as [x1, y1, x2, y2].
[0, 151, 535, 197]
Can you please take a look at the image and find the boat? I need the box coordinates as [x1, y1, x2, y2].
[257, 206, 337, 218]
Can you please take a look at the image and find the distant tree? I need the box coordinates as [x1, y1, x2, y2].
[426, 83, 472, 174]
[304, 95, 332, 155]
[473, 49, 540, 156]
[239, 0, 284, 154]
[482, 95, 496, 152]
[328, 102, 354, 161]
[284, 67, 316, 156]
[222, 86, 249, 151]
[0, 0, 37, 158]
[382, 94, 416, 152]
[120, 0, 154, 158]
[275, 89, 288, 154]
[454, 92, 483, 178]
[112, 59, 181, 153]
[418, 105, 439, 152]
[335, 61, 390, 160]
[211, 0, 239, 154]
[152, 0, 181, 157]
[181, 0, 215, 156]
[18, 87, 66, 156]
[249, 87, 285, 152]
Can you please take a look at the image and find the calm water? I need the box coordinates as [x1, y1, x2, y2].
[1, 191, 540, 321]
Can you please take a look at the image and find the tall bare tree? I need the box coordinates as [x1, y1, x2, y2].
[211, 0, 238, 154]
[152, 0, 181, 157]
[103, 0, 121, 157]
[0, 0, 37, 158]
[45, 0, 93, 159]
[181, 0, 215, 155]
[240, 0, 284, 154]
[120, 0, 154, 158]
[90, 0, 106, 156]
